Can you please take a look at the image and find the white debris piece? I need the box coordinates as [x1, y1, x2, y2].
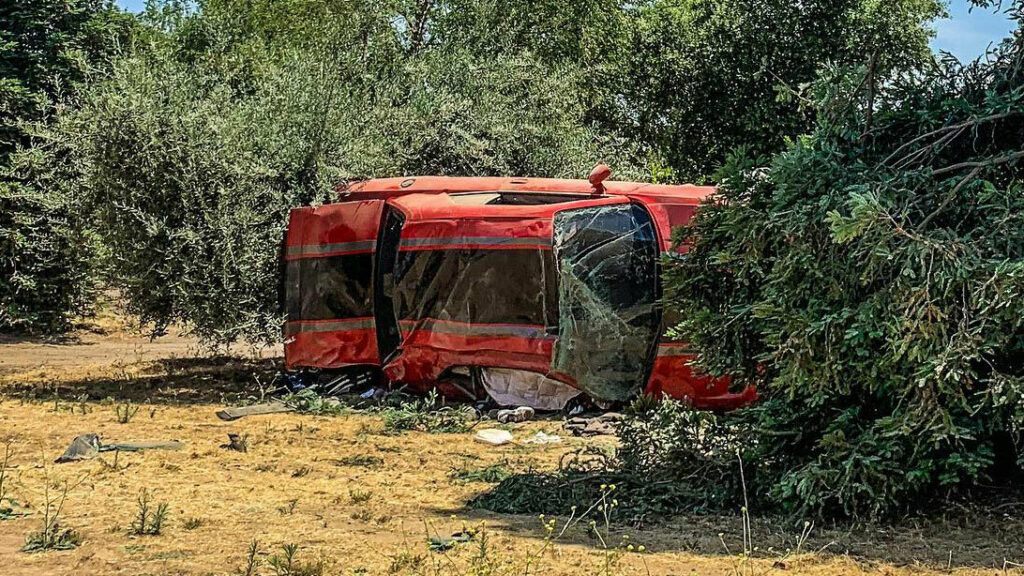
[522, 431, 562, 444]
[474, 429, 514, 446]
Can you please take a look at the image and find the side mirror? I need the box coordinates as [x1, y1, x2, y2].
[588, 164, 611, 194]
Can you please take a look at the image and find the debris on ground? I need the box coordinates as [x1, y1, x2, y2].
[474, 429, 514, 446]
[216, 402, 294, 421]
[522, 431, 562, 444]
[220, 433, 249, 452]
[360, 387, 388, 401]
[563, 412, 623, 437]
[428, 530, 475, 552]
[56, 434, 184, 463]
[477, 368, 581, 411]
[495, 406, 535, 423]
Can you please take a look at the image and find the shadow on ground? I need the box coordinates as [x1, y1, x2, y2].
[458, 478, 1024, 570]
[1, 355, 282, 404]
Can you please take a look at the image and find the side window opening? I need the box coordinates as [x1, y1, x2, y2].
[550, 203, 662, 401]
[374, 207, 405, 363]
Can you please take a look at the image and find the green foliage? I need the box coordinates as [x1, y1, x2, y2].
[0, 177, 97, 332]
[664, 8, 1024, 519]
[3, 0, 944, 341]
[450, 462, 511, 484]
[0, 0, 133, 332]
[285, 389, 345, 416]
[23, 524, 81, 552]
[0, 0, 135, 162]
[130, 489, 169, 535]
[619, 0, 945, 181]
[268, 543, 325, 576]
[22, 477, 82, 552]
[335, 454, 385, 469]
[44, 0, 635, 342]
[379, 390, 477, 434]
[473, 398, 744, 525]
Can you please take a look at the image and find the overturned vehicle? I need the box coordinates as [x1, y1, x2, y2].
[283, 168, 756, 411]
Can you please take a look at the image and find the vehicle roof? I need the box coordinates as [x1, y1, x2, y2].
[342, 176, 714, 203]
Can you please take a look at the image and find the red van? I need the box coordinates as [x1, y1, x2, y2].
[282, 170, 755, 410]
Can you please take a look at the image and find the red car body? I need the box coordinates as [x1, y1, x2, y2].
[283, 175, 755, 410]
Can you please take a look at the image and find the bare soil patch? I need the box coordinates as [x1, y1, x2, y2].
[1, 325, 1022, 575]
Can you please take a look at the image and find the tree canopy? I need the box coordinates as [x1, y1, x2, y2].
[665, 3, 1024, 518]
[13, 0, 940, 339]
[5, 0, 1024, 521]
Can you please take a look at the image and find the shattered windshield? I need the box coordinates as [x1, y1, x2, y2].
[551, 203, 661, 401]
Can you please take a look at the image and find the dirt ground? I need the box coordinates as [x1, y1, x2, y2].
[1, 321, 1024, 575]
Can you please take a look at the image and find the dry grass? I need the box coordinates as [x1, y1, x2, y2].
[0, 326, 1023, 575]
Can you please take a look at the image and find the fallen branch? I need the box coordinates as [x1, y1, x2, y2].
[881, 111, 1023, 167]
[931, 150, 1024, 177]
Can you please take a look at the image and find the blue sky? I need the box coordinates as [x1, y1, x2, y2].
[932, 0, 1017, 60]
[114, 0, 1017, 62]
[115, 0, 145, 13]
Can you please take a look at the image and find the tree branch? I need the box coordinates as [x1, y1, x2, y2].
[880, 111, 1022, 167]
[931, 150, 1024, 177]
[918, 166, 981, 229]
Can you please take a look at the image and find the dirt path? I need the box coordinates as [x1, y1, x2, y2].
[0, 316, 280, 381]
[0, 329, 1022, 576]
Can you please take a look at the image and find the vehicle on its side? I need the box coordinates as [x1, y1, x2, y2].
[283, 167, 756, 410]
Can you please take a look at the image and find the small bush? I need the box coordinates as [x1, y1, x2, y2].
[348, 489, 372, 505]
[268, 543, 324, 576]
[284, 389, 344, 416]
[450, 463, 511, 484]
[474, 398, 739, 526]
[350, 508, 374, 522]
[115, 401, 139, 424]
[240, 539, 261, 576]
[23, 524, 81, 552]
[380, 390, 476, 435]
[334, 454, 384, 469]
[22, 477, 82, 552]
[130, 489, 169, 536]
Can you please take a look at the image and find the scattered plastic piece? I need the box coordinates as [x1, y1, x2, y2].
[523, 431, 562, 444]
[56, 433, 184, 463]
[216, 402, 293, 421]
[428, 530, 474, 552]
[474, 429, 514, 446]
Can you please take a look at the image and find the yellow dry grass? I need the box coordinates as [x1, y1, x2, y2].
[1, 328, 1023, 576]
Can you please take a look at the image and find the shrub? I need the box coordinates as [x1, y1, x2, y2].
[52, 2, 640, 344]
[22, 476, 82, 552]
[473, 399, 743, 525]
[379, 390, 476, 435]
[130, 489, 169, 535]
[664, 9, 1024, 519]
[0, 175, 98, 333]
[450, 463, 511, 484]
